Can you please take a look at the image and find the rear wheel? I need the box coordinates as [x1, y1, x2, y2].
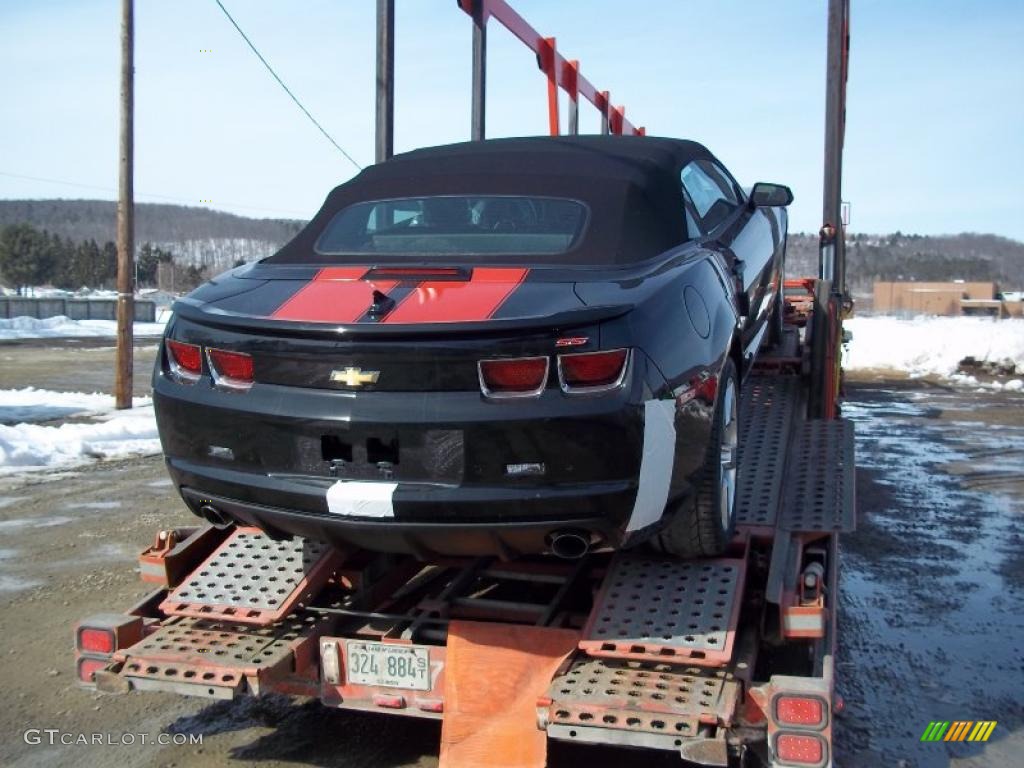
[651, 358, 739, 558]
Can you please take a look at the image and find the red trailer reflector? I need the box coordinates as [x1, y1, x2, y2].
[77, 656, 108, 683]
[166, 340, 202, 378]
[558, 348, 629, 391]
[373, 693, 407, 709]
[776, 695, 825, 726]
[207, 348, 254, 390]
[478, 356, 549, 397]
[416, 697, 444, 713]
[775, 732, 825, 764]
[78, 628, 115, 655]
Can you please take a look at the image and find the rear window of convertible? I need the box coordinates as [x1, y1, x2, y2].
[314, 196, 588, 257]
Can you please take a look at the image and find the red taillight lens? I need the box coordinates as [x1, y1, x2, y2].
[775, 733, 824, 764]
[78, 628, 115, 654]
[776, 696, 825, 726]
[207, 348, 254, 386]
[479, 357, 548, 396]
[166, 339, 202, 375]
[558, 349, 629, 390]
[77, 656, 108, 683]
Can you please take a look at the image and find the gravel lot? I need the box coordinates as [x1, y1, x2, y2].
[0, 343, 1021, 767]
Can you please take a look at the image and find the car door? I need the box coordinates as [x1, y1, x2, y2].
[680, 159, 779, 362]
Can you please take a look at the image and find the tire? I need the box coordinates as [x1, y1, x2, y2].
[651, 358, 739, 559]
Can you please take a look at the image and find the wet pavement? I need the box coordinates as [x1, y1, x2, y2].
[835, 380, 1024, 767]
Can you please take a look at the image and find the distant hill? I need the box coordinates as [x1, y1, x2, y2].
[783, 232, 1023, 296]
[0, 200, 303, 272]
[1, 199, 1022, 295]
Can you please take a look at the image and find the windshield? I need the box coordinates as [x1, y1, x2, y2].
[314, 195, 588, 258]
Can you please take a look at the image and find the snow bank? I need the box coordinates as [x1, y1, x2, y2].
[0, 387, 149, 425]
[0, 389, 159, 474]
[0, 315, 166, 340]
[845, 316, 1024, 378]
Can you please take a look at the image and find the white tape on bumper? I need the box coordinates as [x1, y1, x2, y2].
[625, 399, 677, 532]
[326, 481, 397, 518]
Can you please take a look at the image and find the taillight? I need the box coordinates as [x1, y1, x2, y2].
[207, 348, 254, 391]
[775, 732, 825, 764]
[78, 628, 115, 654]
[77, 656, 108, 684]
[166, 339, 202, 382]
[478, 356, 549, 398]
[558, 348, 629, 392]
[776, 696, 825, 727]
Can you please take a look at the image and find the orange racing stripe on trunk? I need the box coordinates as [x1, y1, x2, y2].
[383, 267, 529, 324]
[270, 267, 398, 323]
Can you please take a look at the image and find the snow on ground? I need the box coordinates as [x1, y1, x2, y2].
[0, 315, 167, 340]
[0, 389, 159, 475]
[844, 316, 1024, 384]
[0, 387, 148, 424]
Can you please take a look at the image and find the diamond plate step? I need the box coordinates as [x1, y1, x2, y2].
[113, 613, 331, 697]
[160, 528, 347, 625]
[546, 656, 741, 738]
[780, 418, 856, 533]
[736, 376, 799, 527]
[579, 555, 746, 667]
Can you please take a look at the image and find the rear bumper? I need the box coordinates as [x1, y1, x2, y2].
[170, 464, 635, 557]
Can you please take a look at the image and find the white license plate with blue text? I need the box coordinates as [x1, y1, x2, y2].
[345, 641, 430, 691]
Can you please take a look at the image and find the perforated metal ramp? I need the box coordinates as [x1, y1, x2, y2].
[579, 555, 745, 667]
[735, 376, 799, 527]
[114, 613, 330, 697]
[546, 656, 741, 737]
[160, 528, 347, 625]
[780, 418, 856, 533]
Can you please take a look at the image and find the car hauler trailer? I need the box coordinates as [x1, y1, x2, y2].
[74, 2, 854, 766]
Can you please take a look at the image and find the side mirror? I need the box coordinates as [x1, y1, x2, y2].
[749, 182, 794, 208]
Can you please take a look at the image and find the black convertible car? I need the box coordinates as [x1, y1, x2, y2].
[154, 136, 791, 559]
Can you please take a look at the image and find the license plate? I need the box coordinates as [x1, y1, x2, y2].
[345, 641, 431, 691]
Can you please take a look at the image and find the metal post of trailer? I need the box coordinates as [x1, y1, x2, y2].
[471, 0, 487, 141]
[375, 0, 395, 163]
[566, 60, 580, 135]
[820, 0, 849, 291]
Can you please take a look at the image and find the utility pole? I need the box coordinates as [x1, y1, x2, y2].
[375, 0, 395, 163]
[115, 0, 135, 409]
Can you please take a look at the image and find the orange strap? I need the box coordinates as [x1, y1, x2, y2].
[440, 620, 580, 768]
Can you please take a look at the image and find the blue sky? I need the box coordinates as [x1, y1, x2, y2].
[1, 1, 1022, 239]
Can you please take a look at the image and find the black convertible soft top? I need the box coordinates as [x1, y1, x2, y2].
[267, 135, 718, 266]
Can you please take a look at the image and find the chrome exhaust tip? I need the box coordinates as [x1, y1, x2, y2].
[198, 504, 232, 529]
[548, 529, 591, 560]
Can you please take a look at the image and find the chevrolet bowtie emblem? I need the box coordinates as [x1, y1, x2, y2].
[331, 367, 380, 387]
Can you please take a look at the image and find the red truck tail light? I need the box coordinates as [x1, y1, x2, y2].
[207, 348, 254, 391]
[77, 656, 108, 684]
[478, 356, 549, 398]
[166, 340, 202, 382]
[558, 348, 629, 392]
[78, 628, 115, 654]
[775, 732, 825, 764]
[776, 695, 825, 726]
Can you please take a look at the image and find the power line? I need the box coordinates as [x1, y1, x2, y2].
[0, 170, 310, 218]
[212, 0, 363, 172]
